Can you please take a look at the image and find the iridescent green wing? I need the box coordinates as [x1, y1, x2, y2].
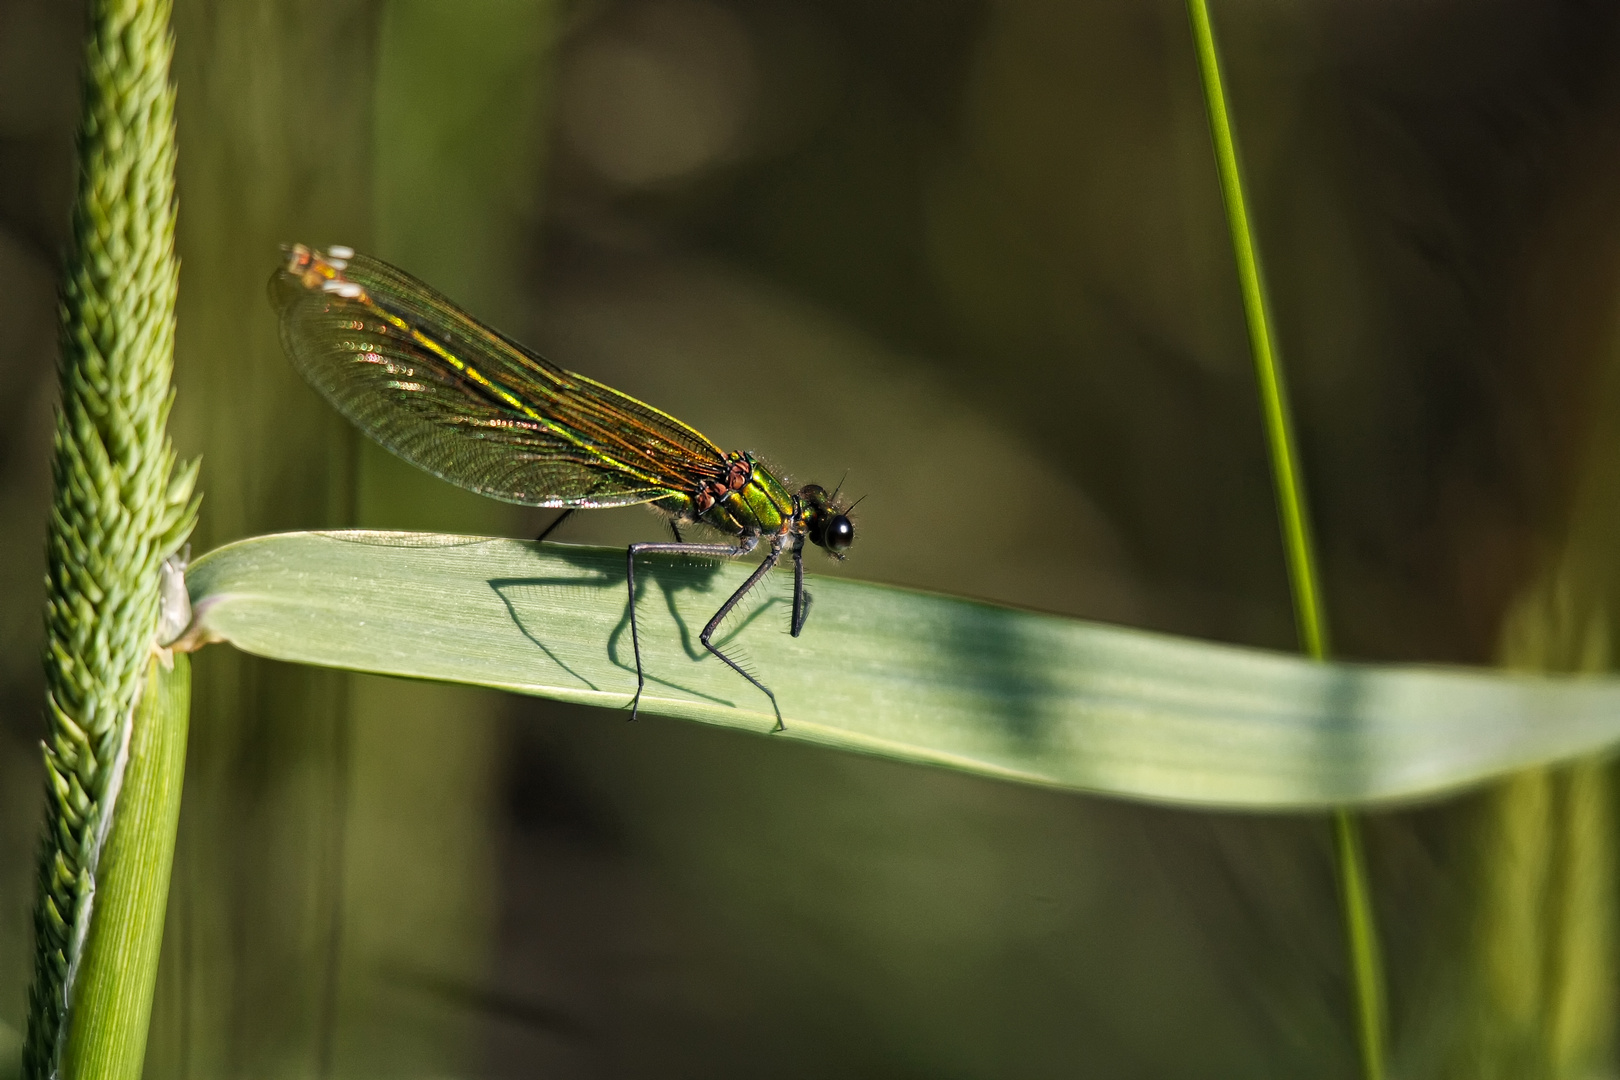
[271, 248, 729, 508]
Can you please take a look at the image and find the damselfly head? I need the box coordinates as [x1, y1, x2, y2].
[796, 483, 856, 557]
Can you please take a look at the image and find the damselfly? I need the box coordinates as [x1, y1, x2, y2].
[271, 244, 855, 730]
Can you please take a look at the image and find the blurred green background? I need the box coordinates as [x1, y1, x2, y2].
[5, 0, 1620, 1076]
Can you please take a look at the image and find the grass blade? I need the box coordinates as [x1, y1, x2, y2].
[182, 530, 1620, 811]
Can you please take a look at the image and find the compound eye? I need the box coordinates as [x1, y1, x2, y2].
[825, 514, 854, 552]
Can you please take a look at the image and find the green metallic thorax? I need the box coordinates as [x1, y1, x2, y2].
[714, 459, 795, 534]
[657, 453, 797, 538]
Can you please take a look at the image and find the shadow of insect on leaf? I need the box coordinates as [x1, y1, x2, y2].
[486, 577, 603, 693]
[487, 544, 747, 710]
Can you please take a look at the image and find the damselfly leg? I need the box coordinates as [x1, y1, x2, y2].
[625, 533, 790, 731]
[534, 509, 575, 543]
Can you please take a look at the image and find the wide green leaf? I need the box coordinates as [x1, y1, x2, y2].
[184, 530, 1620, 810]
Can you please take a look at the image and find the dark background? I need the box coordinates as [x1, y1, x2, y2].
[3, 0, 1620, 1076]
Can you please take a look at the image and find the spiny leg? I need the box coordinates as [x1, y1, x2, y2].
[535, 508, 576, 543]
[790, 536, 808, 637]
[626, 534, 759, 721]
[700, 537, 788, 731]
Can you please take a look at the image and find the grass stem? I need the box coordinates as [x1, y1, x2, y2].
[1183, 1, 1385, 1076]
[23, 0, 197, 1074]
[59, 654, 191, 1080]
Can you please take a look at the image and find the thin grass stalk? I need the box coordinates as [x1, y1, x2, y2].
[1182, 1, 1387, 1076]
[22, 0, 199, 1075]
[58, 652, 191, 1080]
